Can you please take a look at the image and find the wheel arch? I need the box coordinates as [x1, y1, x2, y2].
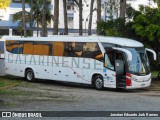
[24, 67, 34, 77]
[91, 73, 104, 85]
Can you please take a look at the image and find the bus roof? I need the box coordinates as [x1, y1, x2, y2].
[3, 36, 143, 47]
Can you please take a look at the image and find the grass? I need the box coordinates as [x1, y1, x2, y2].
[0, 76, 26, 96]
[0, 76, 21, 88]
[151, 71, 159, 78]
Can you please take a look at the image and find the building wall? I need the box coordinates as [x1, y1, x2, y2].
[0, 0, 158, 36]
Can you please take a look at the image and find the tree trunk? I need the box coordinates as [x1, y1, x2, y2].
[79, 0, 83, 36]
[63, 0, 68, 35]
[37, 16, 39, 37]
[119, 0, 126, 19]
[97, 0, 101, 35]
[88, 0, 95, 35]
[30, 0, 33, 36]
[42, 0, 47, 37]
[22, 0, 27, 37]
[110, 0, 113, 19]
[53, 0, 59, 35]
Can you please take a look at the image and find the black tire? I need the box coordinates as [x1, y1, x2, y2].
[25, 69, 35, 82]
[94, 75, 104, 90]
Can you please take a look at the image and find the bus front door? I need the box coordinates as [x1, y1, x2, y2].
[115, 52, 126, 88]
[0, 41, 5, 76]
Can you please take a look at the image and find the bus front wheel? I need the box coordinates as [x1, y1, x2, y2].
[94, 75, 104, 90]
[25, 69, 35, 82]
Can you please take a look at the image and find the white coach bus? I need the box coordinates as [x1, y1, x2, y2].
[1, 36, 156, 89]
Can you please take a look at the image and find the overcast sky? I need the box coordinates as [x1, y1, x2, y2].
[128, 0, 157, 10]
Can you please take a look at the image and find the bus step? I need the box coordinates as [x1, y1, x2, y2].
[118, 83, 126, 87]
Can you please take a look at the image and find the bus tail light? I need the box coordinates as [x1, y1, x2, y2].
[126, 73, 132, 86]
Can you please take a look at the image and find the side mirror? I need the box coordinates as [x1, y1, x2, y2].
[145, 48, 157, 60]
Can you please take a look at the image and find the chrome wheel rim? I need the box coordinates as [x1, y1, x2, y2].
[27, 72, 33, 81]
[95, 78, 103, 89]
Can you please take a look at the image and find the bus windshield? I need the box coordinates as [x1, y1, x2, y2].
[125, 47, 150, 75]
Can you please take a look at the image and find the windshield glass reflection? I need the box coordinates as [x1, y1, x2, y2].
[125, 47, 150, 75]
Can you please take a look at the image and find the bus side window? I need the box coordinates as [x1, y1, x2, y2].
[0, 41, 4, 54]
[106, 50, 115, 70]
[83, 42, 103, 61]
[53, 42, 64, 56]
[34, 42, 50, 56]
[74, 42, 83, 57]
[65, 42, 75, 57]
[6, 40, 19, 54]
[23, 42, 34, 54]
[64, 42, 84, 57]
[19, 42, 23, 54]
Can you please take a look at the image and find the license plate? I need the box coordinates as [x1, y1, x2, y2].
[141, 83, 145, 87]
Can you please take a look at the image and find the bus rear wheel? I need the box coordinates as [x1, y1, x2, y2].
[25, 69, 35, 82]
[94, 75, 104, 90]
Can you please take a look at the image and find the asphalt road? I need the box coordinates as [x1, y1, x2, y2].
[0, 79, 160, 120]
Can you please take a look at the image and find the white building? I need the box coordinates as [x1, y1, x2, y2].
[0, 0, 158, 36]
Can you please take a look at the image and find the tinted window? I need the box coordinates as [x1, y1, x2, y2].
[0, 41, 4, 54]
[83, 42, 103, 60]
[53, 42, 65, 56]
[64, 42, 84, 57]
[23, 41, 34, 54]
[64, 42, 102, 60]
[5, 41, 103, 61]
[6, 40, 19, 54]
[34, 42, 51, 55]
[102, 43, 115, 69]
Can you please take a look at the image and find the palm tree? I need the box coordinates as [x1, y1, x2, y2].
[32, 0, 43, 37]
[32, 0, 51, 37]
[63, 0, 68, 35]
[29, 0, 33, 36]
[79, 0, 83, 35]
[88, 0, 95, 35]
[42, 0, 47, 37]
[73, 0, 83, 35]
[97, 0, 101, 35]
[14, 0, 51, 37]
[22, 0, 27, 37]
[119, 0, 126, 19]
[12, 11, 30, 37]
[53, 0, 59, 35]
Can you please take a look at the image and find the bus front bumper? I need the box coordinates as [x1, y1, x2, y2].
[126, 79, 151, 89]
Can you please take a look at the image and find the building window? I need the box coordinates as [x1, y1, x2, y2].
[67, 6, 71, 10]
[12, 0, 22, 3]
